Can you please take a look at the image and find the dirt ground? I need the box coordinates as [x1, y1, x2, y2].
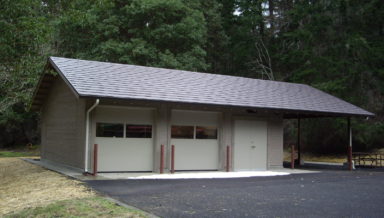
[0, 158, 95, 215]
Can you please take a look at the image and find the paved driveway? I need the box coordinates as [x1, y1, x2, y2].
[86, 170, 384, 218]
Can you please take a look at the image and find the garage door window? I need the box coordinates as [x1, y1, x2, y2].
[171, 126, 194, 139]
[96, 123, 124, 138]
[126, 125, 152, 138]
[196, 126, 217, 139]
[172, 126, 218, 139]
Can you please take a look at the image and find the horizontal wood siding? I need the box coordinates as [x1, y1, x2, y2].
[41, 77, 85, 169]
[267, 119, 284, 169]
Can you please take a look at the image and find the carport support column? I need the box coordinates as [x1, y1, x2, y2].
[347, 117, 353, 171]
[297, 117, 301, 166]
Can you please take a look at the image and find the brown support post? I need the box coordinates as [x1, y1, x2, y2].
[93, 144, 98, 176]
[226, 145, 230, 172]
[171, 145, 175, 174]
[291, 144, 295, 169]
[347, 118, 353, 171]
[297, 118, 301, 165]
[160, 144, 164, 174]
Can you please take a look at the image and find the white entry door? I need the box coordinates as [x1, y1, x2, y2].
[234, 120, 267, 171]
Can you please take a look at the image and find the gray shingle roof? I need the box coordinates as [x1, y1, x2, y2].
[48, 56, 373, 117]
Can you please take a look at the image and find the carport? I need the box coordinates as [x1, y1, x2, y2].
[283, 112, 367, 170]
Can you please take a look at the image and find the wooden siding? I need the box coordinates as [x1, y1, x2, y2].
[41, 91, 284, 171]
[267, 118, 284, 169]
[41, 77, 86, 169]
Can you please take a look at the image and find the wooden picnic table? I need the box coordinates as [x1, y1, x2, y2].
[353, 152, 384, 167]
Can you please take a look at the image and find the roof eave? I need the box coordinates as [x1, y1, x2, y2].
[29, 62, 56, 111]
[29, 57, 82, 111]
[78, 94, 375, 119]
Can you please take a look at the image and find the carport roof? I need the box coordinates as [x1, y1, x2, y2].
[31, 56, 374, 118]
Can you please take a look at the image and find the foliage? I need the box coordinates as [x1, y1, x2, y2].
[0, 144, 39, 157]
[54, 0, 209, 71]
[0, 0, 50, 147]
[269, 0, 384, 152]
[187, 0, 230, 74]
[0, 0, 383, 153]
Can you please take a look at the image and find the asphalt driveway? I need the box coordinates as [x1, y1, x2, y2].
[86, 170, 384, 218]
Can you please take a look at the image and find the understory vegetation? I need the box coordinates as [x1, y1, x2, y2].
[1, 0, 383, 153]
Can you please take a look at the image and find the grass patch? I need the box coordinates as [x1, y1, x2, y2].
[284, 151, 346, 163]
[0, 151, 36, 158]
[5, 197, 146, 218]
[0, 144, 40, 157]
[1, 158, 148, 217]
[302, 154, 346, 163]
[0, 158, 94, 214]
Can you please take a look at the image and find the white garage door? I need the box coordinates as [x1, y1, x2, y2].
[171, 110, 219, 170]
[93, 106, 154, 172]
[234, 120, 267, 171]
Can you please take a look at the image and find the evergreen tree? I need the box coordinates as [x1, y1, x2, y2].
[0, 0, 51, 146]
[54, 0, 209, 71]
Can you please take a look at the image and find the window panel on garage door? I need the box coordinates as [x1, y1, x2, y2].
[126, 124, 152, 138]
[196, 126, 218, 139]
[96, 123, 124, 138]
[171, 126, 194, 139]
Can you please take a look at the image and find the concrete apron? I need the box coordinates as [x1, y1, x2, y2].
[23, 158, 318, 181]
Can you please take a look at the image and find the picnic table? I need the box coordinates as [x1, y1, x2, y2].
[353, 152, 384, 167]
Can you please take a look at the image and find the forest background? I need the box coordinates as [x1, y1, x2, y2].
[1, 0, 383, 154]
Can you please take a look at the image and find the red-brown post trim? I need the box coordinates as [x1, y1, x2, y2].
[93, 144, 98, 176]
[291, 144, 295, 169]
[160, 144, 164, 174]
[226, 145, 230, 172]
[348, 146, 353, 170]
[171, 145, 175, 174]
